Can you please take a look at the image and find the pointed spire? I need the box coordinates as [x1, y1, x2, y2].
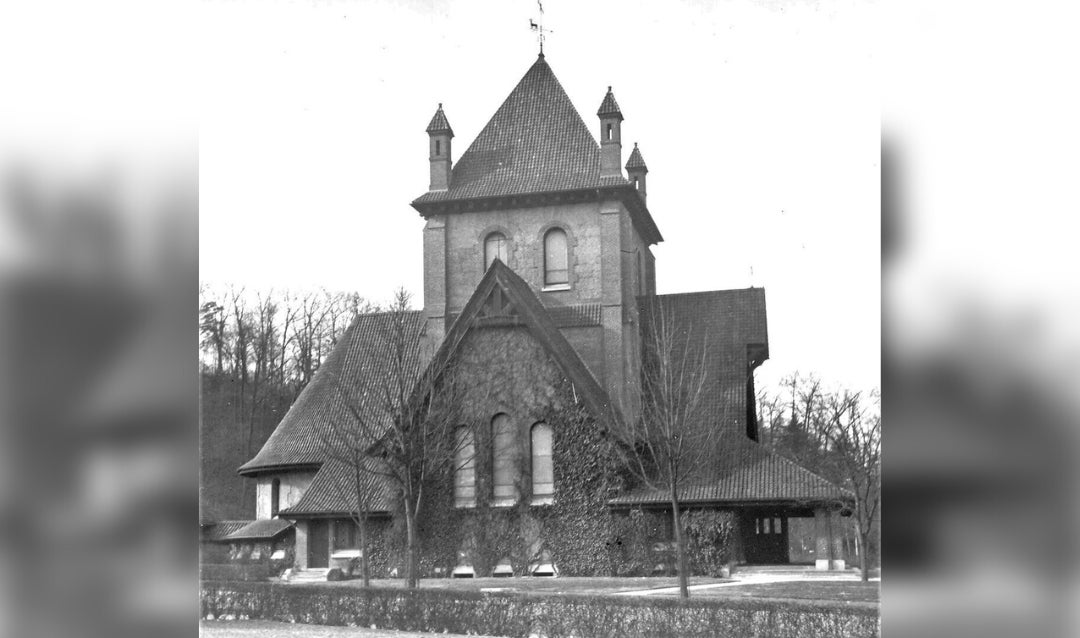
[625, 142, 648, 172]
[596, 86, 623, 120]
[426, 103, 454, 136]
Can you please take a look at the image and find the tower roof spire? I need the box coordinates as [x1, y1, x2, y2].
[597, 86, 623, 120]
[625, 142, 648, 172]
[426, 103, 454, 136]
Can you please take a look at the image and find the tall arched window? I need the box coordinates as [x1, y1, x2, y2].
[270, 478, 281, 517]
[484, 232, 508, 269]
[492, 413, 518, 505]
[543, 228, 569, 287]
[531, 423, 554, 504]
[453, 426, 476, 508]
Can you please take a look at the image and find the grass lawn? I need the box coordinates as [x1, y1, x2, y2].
[320, 576, 728, 596]
[675, 580, 880, 604]
[200, 619, 500, 637]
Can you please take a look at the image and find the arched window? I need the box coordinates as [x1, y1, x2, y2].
[270, 478, 281, 517]
[492, 413, 518, 505]
[531, 423, 554, 503]
[484, 232, 508, 269]
[454, 426, 476, 508]
[543, 228, 569, 287]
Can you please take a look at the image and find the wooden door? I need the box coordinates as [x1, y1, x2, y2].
[745, 514, 789, 564]
[308, 520, 330, 568]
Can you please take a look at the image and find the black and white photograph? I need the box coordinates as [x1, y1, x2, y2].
[5, 1, 1080, 637]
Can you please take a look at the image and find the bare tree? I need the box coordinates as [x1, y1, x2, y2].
[323, 288, 469, 588]
[824, 390, 881, 581]
[614, 301, 713, 598]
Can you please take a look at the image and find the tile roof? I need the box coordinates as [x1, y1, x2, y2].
[608, 434, 850, 506]
[225, 519, 294, 541]
[280, 458, 397, 516]
[596, 86, 623, 118]
[412, 55, 606, 203]
[639, 289, 769, 437]
[201, 520, 251, 542]
[238, 311, 428, 474]
[425, 103, 453, 136]
[625, 143, 648, 171]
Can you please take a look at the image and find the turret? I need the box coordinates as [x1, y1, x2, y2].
[597, 87, 623, 180]
[426, 103, 454, 191]
[625, 142, 648, 203]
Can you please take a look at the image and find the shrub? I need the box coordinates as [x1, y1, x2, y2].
[683, 509, 738, 576]
[201, 581, 879, 638]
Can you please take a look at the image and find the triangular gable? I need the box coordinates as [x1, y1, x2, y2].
[416, 259, 620, 434]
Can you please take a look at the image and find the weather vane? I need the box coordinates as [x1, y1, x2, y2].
[529, 1, 552, 54]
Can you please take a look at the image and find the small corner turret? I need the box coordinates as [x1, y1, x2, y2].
[625, 142, 648, 203]
[426, 103, 454, 192]
[597, 86, 624, 179]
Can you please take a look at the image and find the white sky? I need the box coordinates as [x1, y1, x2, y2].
[199, 0, 880, 396]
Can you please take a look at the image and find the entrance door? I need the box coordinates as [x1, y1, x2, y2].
[745, 514, 789, 564]
[308, 520, 330, 568]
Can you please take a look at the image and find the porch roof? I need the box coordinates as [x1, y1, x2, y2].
[225, 519, 294, 541]
[608, 435, 851, 507]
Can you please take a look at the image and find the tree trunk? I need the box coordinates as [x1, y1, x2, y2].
[670, 487, 689, 598]
[404, 496, 419, 588]
[859, 528, 870, 582]
[358, 514, 370, 588]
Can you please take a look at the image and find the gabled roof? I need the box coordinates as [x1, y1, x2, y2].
[608, 433, 851, 506]
[625, 143, 648, 172]
[639, 289, 769, 435]
[280, 457, 397, 516]
[424, 259, 619, 433]
[238, 311, 427, 475]
[278, 260, 620, 517]
[425, 103, 453, 136]
[596, 86, 623, 119]
[412, 55, 607, 204]
[225, 519, 293, 541]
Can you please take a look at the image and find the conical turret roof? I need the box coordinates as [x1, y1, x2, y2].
[625, 142, 648, 172]
[425, 103, 453, 136]
[596, 86, 623, 119]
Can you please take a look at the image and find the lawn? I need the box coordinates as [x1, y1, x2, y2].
[320, 576, 728, 596]
[200, 619, 498, 637]
[675, 580, 880, 604]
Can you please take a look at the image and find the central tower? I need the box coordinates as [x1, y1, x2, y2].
[411, 54, 662, 425]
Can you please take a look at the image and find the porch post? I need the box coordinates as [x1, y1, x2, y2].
[294, 520, 309, 569]
[813, 507, 830, 570]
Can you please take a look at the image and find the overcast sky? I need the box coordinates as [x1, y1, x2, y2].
[199, 0, 879, 396]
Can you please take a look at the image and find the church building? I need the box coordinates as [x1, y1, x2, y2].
[237, 53, 850, 578]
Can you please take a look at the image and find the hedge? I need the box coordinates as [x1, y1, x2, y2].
[200, 563, 278, 582]
[201, 581, 879, 638]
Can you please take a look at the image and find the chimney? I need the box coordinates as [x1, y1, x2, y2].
[426, 103, 454, 191]
[625, 142, 649, 203]
[597, 86, 624, 180]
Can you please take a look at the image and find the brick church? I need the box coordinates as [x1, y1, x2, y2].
[237, 53, 850, 578]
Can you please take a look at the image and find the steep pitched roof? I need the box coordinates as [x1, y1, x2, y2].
[625, 143, 648, 172]
[425, 103, 453, 135]
[278, 260, 620, 517]
[413, 55, 615, 204]
[280, 457, 397, 516]
[639, 289, 769, 435]
[238, 311, 427, 475]
[608, 433, 850, 506]
[596, 86, 623, 119]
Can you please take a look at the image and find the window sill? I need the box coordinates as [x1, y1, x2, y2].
[454, 501, 476, 509]
[530, 496, 554, 506]
[541, 284, 571, 292]
[490, 497, 518, 508]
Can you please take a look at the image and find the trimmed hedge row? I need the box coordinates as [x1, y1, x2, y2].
[201, 581, 879, 638]
[200, 563, 278, 581]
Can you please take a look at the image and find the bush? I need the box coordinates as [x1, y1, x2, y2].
[201, 581, 879, 638]
[683, 510, 738, 577]
[200, 563, 276, 582]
